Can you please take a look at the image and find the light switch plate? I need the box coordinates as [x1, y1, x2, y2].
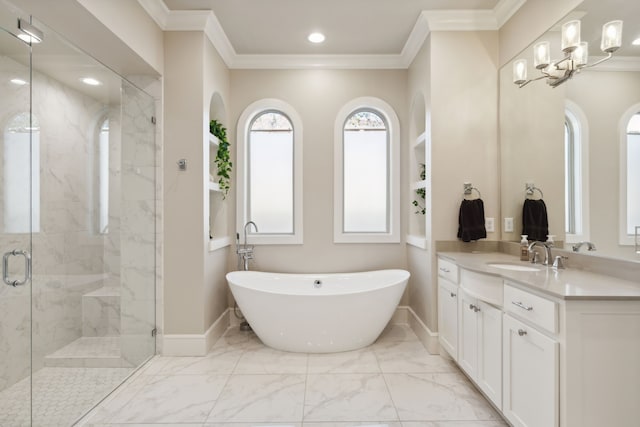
[504, 217, 514, 232]
[486, 217, 495, 232]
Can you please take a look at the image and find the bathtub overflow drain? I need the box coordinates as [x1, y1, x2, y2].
[313, 279, 322, 288]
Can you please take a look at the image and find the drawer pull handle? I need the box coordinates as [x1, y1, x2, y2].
[518, 329, 527, 336]
[469, 304, 481, 313]
[512, 301, 533, 311]
[439, 267, 450, 273]
[450, 292, 456, 298]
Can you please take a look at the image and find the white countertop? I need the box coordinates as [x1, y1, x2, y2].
[438, 251, 640, 301]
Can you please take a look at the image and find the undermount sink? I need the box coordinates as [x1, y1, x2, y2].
[486, 263, 541, 272]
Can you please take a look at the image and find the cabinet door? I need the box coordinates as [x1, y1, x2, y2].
[437, 278, 458, 360]
[458, 290, 478, 378]
[503, 314, 558, 427]
[477, 301, 502, 410]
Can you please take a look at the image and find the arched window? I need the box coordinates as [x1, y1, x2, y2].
[334, 97, 400, 243]
[623, 110, 640, 242]
[3, 112, 40, 233]
[564, 100, 589, 243]
[236, 99, 303, 244]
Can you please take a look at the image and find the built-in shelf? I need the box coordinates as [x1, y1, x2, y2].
[209, 181, 221, 192]
[209, 133, 220, 146]
[406, 234, 428, 249]
[412, 180, 427, 190]
[209, 236, 232, 252]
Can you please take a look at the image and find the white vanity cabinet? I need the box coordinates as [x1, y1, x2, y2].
[437, 258, 459, 360]
[437, 253, 640, 427]
[457, 272, 503, 410]
[502, 282, 559, 427]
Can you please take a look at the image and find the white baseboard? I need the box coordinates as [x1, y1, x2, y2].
[395, 305, 440, 355]
[163, 309, 230, 356]
[164, 306, 435, 356]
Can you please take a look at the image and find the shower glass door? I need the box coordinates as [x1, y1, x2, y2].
[0, 2, 34, 425]
[0, 1, 157, 424]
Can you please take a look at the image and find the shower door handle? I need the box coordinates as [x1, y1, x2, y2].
[3, 249, 31, 287]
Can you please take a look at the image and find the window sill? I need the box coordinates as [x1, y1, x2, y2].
[334, 232, 400, 244]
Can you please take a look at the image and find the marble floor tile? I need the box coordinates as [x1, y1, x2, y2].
[233, 343, 308, 374]
[376, 324, 419, 343]
[205, 423, 301, 427]
[140, 345, 244, 376]
[303, 422, 402, 427]
[373, 341, 458, 374]
[401, 422, 508, 427]
[384, 373, 502, 422]
[206, 374, 306, 422]
[307, 348, 380, 374]
[107, 374, 229, 423]
[304, 374, 398, 422]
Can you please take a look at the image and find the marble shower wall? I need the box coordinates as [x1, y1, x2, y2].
[1, 52, 157, 393]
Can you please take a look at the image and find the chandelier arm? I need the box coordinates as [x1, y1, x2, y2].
[581, 52, 613, 70]
[518, 74, 548, 88]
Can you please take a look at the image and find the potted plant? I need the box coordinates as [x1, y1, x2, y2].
[412, 163, 426, 215]
[210, 119, 232, 199]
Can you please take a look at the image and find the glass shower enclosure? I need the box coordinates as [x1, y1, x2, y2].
[0, 1, 157, 425]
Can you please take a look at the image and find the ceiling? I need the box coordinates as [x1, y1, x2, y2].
[163, 0, 500, 56]
[155, 0, 640, 69]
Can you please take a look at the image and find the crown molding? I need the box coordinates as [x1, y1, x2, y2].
[139, 0, 526, 69]
[494, 0, 527, 28]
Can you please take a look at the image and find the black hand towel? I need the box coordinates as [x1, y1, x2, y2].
[457, 198, 487, 242]
[522, 199, 549, 242]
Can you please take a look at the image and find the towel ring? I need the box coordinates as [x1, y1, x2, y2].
[525, 184, 544, 199]
[463, 183, 482, 199]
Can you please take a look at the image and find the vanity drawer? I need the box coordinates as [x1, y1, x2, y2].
[437, 258, 459, 283]
[504, 283, 558, 334]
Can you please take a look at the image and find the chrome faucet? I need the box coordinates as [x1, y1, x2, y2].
[572, 241, 597, 252]
[528, 241, 554, 265]
[237, 221, 258, 271]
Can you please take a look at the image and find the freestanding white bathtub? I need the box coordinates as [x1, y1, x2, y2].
[226, 269, 410, 353]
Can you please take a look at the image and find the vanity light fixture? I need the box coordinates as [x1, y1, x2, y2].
[513, 19, 623, 88]
[17, 18, 43, 44]
[308, 32, 325, 44]
[81, 77, 102, 86]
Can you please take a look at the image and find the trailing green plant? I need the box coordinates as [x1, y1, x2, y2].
[412, 163, 426, 215]
[210, 119, 232, 199]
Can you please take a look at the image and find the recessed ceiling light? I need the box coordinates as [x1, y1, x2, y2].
[308, 32, 325, 44]
[632, 37, 640, 46]
[81, 77, 102, 86]
[10, 78, 28, 85]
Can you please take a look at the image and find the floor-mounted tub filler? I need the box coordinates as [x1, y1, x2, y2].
[226, 269, 410, 353]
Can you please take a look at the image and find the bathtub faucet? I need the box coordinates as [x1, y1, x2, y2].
[237, 221, 258, 271]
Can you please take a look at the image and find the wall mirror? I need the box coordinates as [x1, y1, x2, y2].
[500, 0, 640, 261]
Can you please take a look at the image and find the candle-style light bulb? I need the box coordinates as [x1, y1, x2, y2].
[562, 20, 581, 53]
[601, 20, 623, 53]
[513, 59, 527, 85]
[533, 41, 550, 69]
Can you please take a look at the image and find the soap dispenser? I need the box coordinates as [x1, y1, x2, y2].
[520, 235, 529, 261]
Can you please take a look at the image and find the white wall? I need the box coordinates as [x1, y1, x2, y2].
[407, 31, 500, 334]
[229, 69, 409, 277]
[163, 31, 206, 335]
[203, 35, 232, 330]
